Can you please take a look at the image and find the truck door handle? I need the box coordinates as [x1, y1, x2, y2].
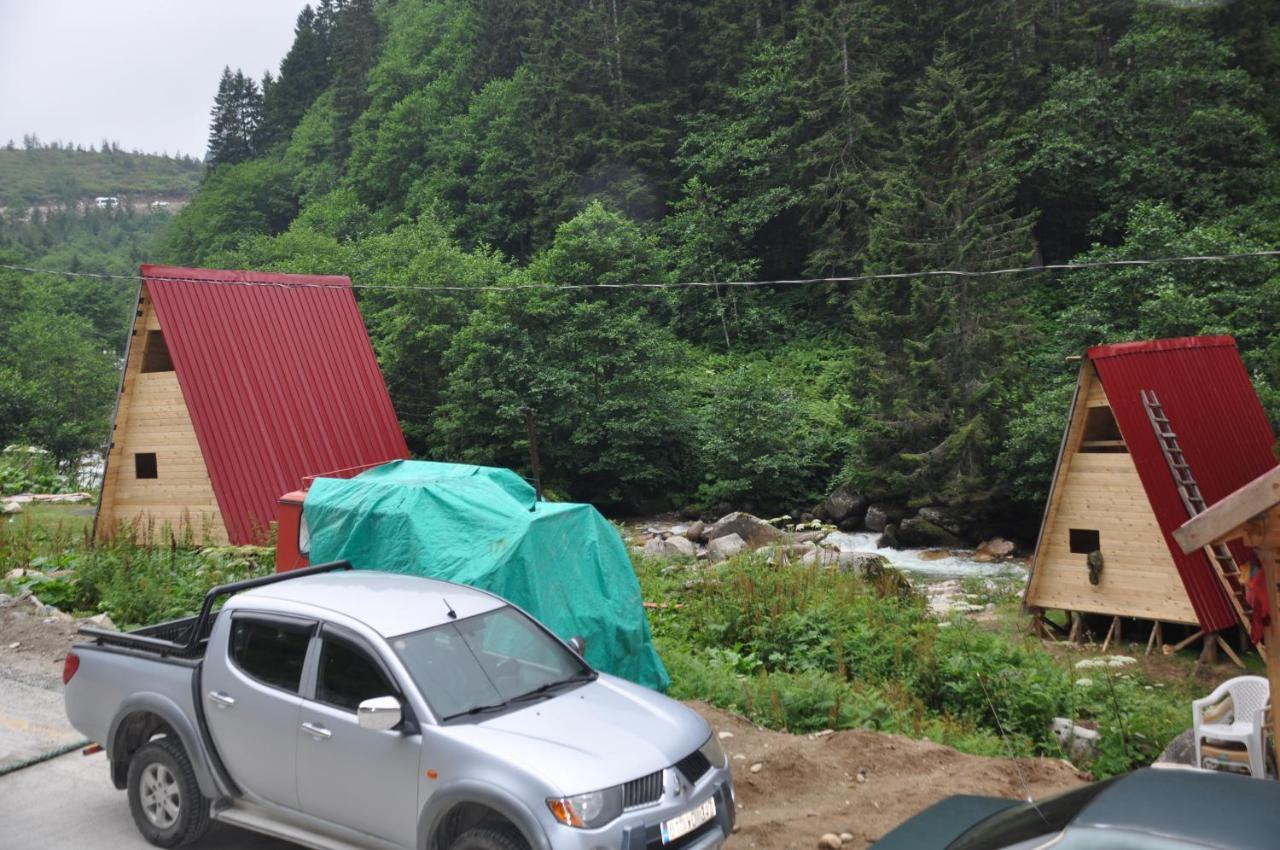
[301, 722, 332, 740]
[208, 691, 236, 708]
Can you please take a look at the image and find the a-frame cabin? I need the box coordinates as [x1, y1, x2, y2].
[1024, 336, 1277, 646]
[95, 265, 408, 545]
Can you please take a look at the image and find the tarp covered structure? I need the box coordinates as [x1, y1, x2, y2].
[304, 460, 669, 690]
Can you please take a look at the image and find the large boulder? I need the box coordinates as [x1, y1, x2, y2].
[835, 551, 891, 576]
[917, 506, 969, 536]
[707, 533, 747, 563]
[684, 521, 706, 542]
[643, 536, 696, 558]
[877, 524, 900, 549]
[823, 488, 866, 524]
[897, 517, 964, 548]
[706, 512, 781, 549]
[864, 504, 905, 533]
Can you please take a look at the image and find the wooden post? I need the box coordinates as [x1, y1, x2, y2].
[1146, 621, 1162, 656]
[1258, 546, 1280, 763]
[1069, 611, 1082, 644]
[1101, 616, 1120, 653]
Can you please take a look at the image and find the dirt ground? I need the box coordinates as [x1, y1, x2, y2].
[698, 702, 1087, 849]
[0, 604, 1087, 848]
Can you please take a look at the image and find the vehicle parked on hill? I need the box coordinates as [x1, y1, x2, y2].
[873, 765, 1278, 849]
[64, 563, 734, 850]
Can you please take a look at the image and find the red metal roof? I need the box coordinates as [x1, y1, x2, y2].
[1088, 335, 1277, 632]
[142, 265, 409, 544]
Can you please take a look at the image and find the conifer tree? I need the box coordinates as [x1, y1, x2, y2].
[330, 0, 380, 163]
[259, 5, 332, 149]
[856, 49, 1037, 509]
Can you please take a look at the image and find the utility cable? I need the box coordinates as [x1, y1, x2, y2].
[1, 248, 1278, 294]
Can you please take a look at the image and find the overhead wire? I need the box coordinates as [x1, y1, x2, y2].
[1, 248, 1279, 294]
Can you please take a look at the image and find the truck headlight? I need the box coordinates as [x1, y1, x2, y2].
[699, 732, 727, 769]
[547, 786, 624, 829]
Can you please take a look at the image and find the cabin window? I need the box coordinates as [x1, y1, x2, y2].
[140, 330, 173, 373]
[1079, 406, 1126, 453]
[134, 452, 158, 479]
[1069, 528, 1100, 554]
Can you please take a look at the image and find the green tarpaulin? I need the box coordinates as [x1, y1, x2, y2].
[304, 460, 670, 691]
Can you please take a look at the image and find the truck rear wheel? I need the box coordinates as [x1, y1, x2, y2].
[126, 737, 211, 847]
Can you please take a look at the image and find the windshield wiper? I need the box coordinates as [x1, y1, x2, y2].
[442, 672, 599, 721]
[512, 671, 598, 702]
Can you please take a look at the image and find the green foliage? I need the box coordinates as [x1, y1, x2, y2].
[153, 0, 1280, 522]
[0, 448, 75, 495]
[639, 553, 1193, 775]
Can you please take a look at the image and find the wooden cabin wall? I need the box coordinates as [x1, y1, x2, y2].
[97, 289, 228, 543]
[1025, 362, 1197, 624]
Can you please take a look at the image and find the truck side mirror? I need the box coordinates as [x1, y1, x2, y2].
[358, 695, 402, 731]
[567, 635, 587, 657]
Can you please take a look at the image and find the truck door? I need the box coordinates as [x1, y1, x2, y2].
[297, 627, 421, 849]
[202, 614, 315, 810]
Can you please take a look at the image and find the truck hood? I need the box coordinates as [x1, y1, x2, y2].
[446, 674, 711, 795]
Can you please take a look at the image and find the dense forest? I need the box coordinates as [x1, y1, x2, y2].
[21, 0, 1280, 533]
[0, 140, 202, 208]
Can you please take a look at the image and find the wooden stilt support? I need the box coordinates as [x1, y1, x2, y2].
[1146, 621, 1162, 656]
[1258, 547, 1280, 768]
[1162, 629, 1204, 656]
[1197, 633, 1220, 669]
[1215, 635, 1246, 670]
[1101, 616, 1120, 653]
[1068, 611, 1082, 644]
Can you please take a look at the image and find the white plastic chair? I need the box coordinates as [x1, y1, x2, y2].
[1192, 675, 1270, 778]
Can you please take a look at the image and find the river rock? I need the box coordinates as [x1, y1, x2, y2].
[917, 506, 967, 534]
[707, 534, 747, 563]
[801, 548, 840, 568]
[684, 520, 705, 542]
[836, 551, 891, 576]
[789, 530, 828, 545]
[823, 488, 865, 523]
[1, 501, 21, 515]
[877, 524, 900, 549]
[818, 834, 843, 850]
[84, 612, 118, 631]
[1156, 729, 1197, 766]
[643, 536, 696, 558]
[977, 537, 1016, 558]
[1051, 717, 1099, 763]
[706, 512, 780, 549]
[897, 517, 964, 548]
[864, 504, 906, 532]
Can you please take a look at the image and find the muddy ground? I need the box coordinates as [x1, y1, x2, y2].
[0, 603, 1087, 849]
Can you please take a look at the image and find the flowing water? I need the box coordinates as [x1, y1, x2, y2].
[818, 531, 1026, 581]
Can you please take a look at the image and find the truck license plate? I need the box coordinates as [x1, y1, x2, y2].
[661, 797, 716, 844]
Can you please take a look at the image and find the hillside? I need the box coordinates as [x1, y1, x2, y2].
[88, 1, 1280, 527]
[0, 142, 202, 209]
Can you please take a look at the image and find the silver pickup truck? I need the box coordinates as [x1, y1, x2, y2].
[63, 563, 734, 850]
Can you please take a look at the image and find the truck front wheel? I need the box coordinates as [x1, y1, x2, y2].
[126, 737, 211, 847]
[450, 826, 530, 850]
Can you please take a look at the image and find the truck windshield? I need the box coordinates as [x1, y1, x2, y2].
[390, 605, 594, 722]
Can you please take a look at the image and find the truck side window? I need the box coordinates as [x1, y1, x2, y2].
[229, 619, 311, 693]
[317, 638, 395, 712]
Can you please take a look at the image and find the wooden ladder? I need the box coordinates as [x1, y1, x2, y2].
[1141, 389, 1256, 644]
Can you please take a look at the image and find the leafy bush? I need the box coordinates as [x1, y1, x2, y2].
[639, 553, 1191, 775]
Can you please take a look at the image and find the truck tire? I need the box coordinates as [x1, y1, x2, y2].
[450, 826, 531, 850]
[126, 737, 212, 847]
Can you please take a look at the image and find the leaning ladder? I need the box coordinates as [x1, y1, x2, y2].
[1141, 389, 1256, 644]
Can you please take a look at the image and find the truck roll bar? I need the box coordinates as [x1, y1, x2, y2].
[77, 560, 353, 656]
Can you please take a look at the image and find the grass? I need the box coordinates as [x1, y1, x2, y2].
[636, 551, 1206, 776]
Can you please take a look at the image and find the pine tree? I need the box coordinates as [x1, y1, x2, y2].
[330, 0, 381, 164]
[206, 67, 238, 166]
[206, 67, 264, 168]
[259, 5, 332, 149]
[856, 48, 1037, 509]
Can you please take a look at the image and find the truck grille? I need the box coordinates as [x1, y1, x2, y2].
[623, 770, 663, 808]
[674, 749, 711, 785]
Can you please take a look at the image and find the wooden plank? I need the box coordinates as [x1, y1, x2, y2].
[1025, 361, 1097, 607]
[1101, 616, 1120, 652]
[1162, 629, 1205, 655]
[1259, 548, 1279, 742]
[1215, 635, 1246, 670]
[1172, 466, 1280, 552]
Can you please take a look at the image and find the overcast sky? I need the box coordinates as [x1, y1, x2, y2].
[0, 0, 310, 159]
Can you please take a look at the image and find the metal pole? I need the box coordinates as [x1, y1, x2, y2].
[520, 407, 542, 504]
